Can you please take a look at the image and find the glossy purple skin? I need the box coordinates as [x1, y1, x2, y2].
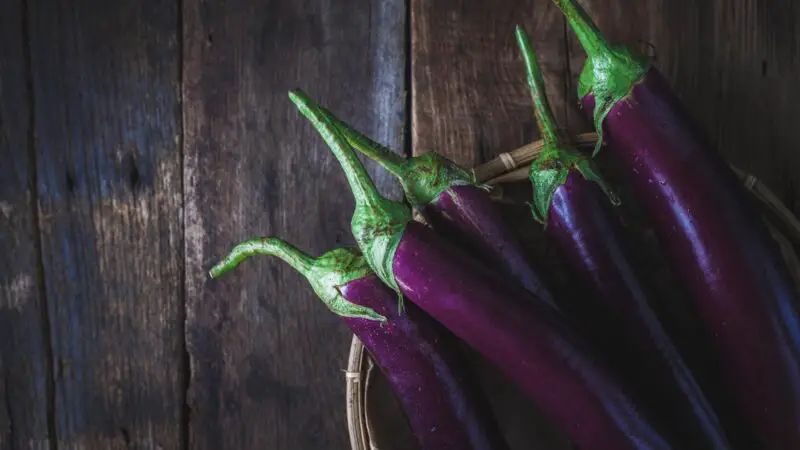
[583, 69, 800, 448]
[547, 171, 731, 449]
[340, 273, 509, 450]
[424, 184, 556, 307]
[393, 220, 675, 450]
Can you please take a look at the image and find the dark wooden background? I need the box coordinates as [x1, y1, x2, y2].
[1, 0, 799, 448]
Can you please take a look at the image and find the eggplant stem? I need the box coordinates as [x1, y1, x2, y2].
[209, 237, 314, 279]
[516, 26, 561, 147]
[289, 90, 384, 210]
[288, 89, 412, 310]
[316, 106, 408, 177]
[551, 0, 609, 57]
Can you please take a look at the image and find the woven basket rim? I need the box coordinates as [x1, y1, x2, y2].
[345, 133, 800, 450]
[346, 335, 372, 450]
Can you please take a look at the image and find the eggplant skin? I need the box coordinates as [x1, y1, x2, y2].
[340, 273, 509, 450]
[393, 220, 675, 450]
[547, 171, 732, 449]
[424, 185, 556, 307]
[584, 68, 800, 449]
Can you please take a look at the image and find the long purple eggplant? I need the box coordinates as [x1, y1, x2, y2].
[315, 106, 556, 307]
[208, 239, 509, 450]
[552, 1, 800, 447]
[289, 88, 678, 449]
[516, 27, 732, 450]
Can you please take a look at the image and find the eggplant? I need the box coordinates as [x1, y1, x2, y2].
[209, 238, 510, 450]
[515, 26, 732, 450]
[552, 0, 800, 447]
[289, 88, 677, 449]
[315, 106, 556, 307]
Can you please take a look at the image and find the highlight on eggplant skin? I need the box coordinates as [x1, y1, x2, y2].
[314, 103, 558, 308]
[515, 24, 732, 450]
[290, 87, 679, 450]
[209, 238, 510, 450]
[552, 0, 800, 447]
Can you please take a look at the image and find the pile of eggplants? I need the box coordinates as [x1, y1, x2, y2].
[209, 1, 800, 449]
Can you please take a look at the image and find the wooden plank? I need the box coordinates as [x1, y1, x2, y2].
[411, 1, 576, 448]
[0, 0, 52, 448]
[26, 0, 185, 448]
[700, 0, 800, 213]
[183, 0, 407, 448]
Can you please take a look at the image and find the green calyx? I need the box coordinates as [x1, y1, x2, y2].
[528, 146, 621, 225]
[579, 48, 649, 157]
[209, 238, 386, 322]
[528, 146, 579, 225]
[316, 105, 484, 208]
[398, 152, 482, 208]
[551, 0, 650, 155]
[517, 24, 620, 225]
[289, 89, 412, 311]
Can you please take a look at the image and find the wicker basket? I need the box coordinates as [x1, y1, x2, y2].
[345, 133, 800, 449]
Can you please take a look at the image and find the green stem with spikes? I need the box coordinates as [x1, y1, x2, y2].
[516, 25, 620, 225]
[551, 0, 650, 156]
[209, 238, 386, 322]
[317, 105, 484, 209]
[288, 89, 412, 310]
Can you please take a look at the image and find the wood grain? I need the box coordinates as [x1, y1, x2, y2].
[182, 0, 407, 448]
[26, 0, 185, 448]
[0, 0, 52, 448]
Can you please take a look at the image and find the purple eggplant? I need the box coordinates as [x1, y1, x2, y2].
[209, 239, 509, 450]
[315, 106, 556, 308]
[289, 88, 678, 449]
[516, 26, 732, 449]
[552, 0, 800, 447]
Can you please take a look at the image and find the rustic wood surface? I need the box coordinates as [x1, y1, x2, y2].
[0, 0, 52, 448]
[25, 0, 186, 448]
[1, 0, 799, 448]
